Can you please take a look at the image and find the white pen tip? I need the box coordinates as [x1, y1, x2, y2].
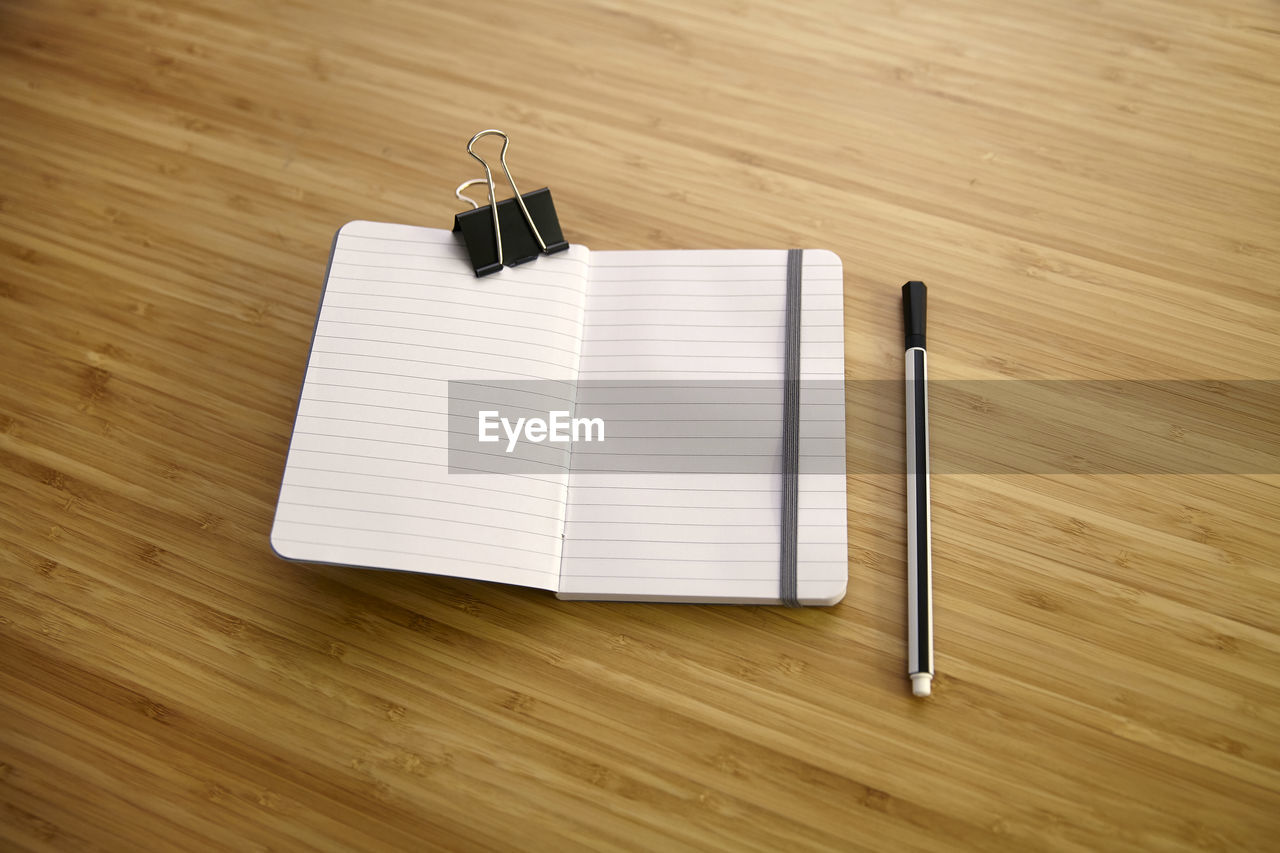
[911, 673, 932, 697]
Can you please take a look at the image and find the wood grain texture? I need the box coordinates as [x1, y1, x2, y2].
[2, 0, 1278, 849]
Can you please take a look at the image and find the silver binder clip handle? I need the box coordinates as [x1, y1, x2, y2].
[466, 129, 550, 267]
[454, 178, 487, 210]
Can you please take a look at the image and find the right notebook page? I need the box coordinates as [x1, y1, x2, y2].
[557, 248, 848, 604]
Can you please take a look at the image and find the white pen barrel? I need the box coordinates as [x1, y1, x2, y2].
[905, 346, 933, 695]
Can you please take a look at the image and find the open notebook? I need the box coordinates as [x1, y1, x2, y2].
[270, 221, 848, 605]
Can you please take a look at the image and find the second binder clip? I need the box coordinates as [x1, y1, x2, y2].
[453, 129, 569, 277]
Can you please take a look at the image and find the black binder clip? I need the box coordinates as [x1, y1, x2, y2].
[452, 129, 569, 277]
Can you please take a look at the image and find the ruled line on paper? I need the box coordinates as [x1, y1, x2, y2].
[269, 535, 559, 579]
[327, 274, 586, 302]
[278, 485, 564, 517]
[322, 292, 582, 325]
[310, 337, 580, 373]
[316, 320, 583, 353]
[286, 446, 569, 481]
[281, 467, 566, 506]
[272, 516, 563, 558]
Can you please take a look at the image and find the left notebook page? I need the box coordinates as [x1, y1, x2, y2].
[270, 221, 590, 590]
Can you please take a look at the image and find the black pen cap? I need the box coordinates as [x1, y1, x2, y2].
[903, 280, 927, 349]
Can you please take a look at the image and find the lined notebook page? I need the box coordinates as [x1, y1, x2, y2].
[558, 249, 848, 604]
[270, 222, 589, 590]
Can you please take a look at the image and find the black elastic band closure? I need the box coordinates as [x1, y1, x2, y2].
[780, 249, 802, 608]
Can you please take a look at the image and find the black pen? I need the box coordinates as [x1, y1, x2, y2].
[903, 281, 933, 697]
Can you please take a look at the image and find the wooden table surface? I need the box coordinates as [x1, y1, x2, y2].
[2, 0, 1278, 850]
